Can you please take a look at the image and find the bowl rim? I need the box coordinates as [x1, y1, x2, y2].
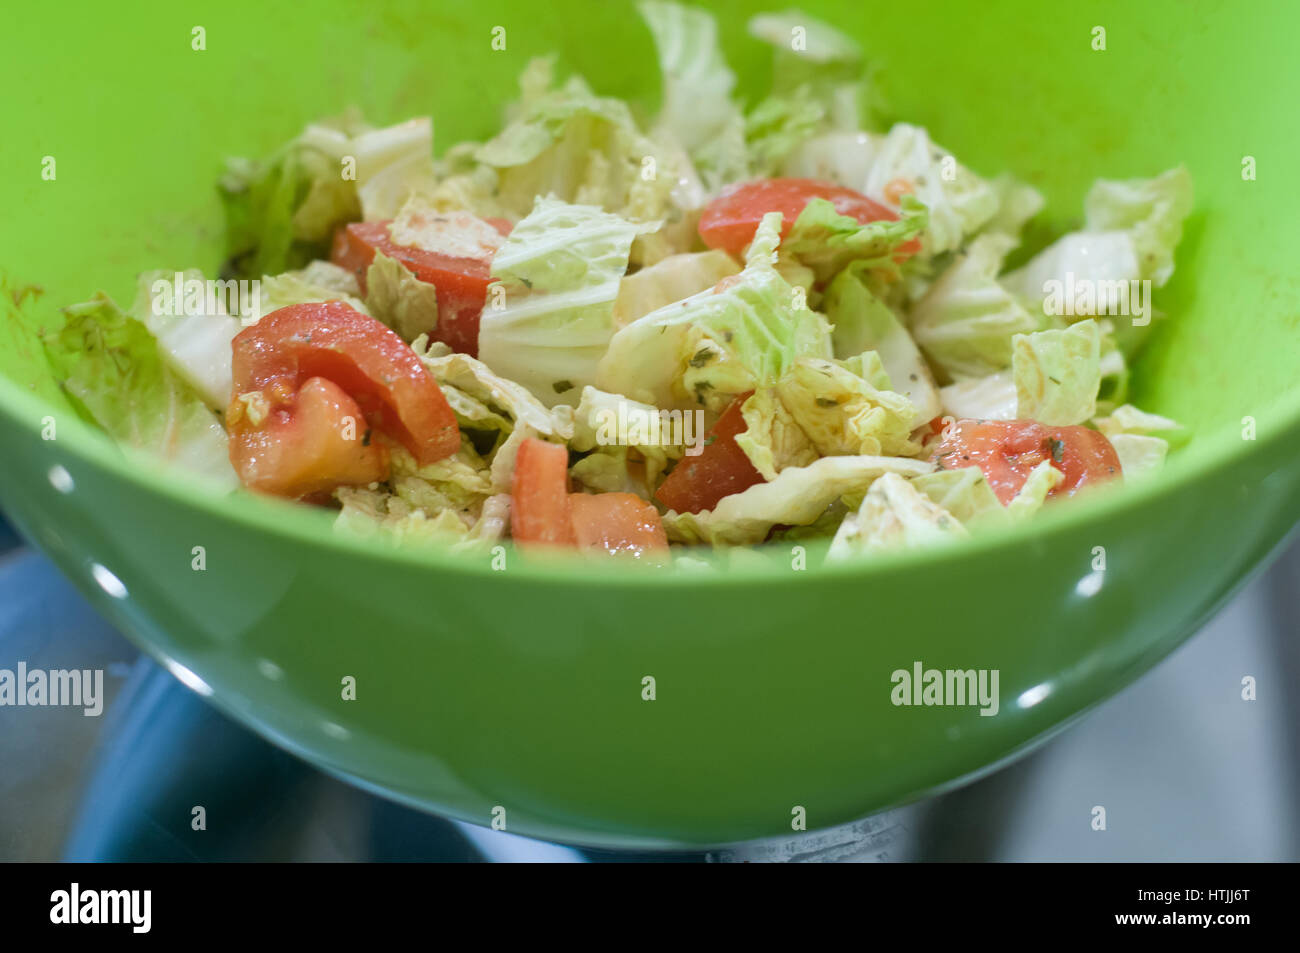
[3, 367, 1299, 587]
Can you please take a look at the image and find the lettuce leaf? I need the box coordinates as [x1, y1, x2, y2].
[413, 337, 572, 439]
[862, 123, 999, 256]
[783, 195, 928, 284]
[735, 355, 918, 478]
[612, 250, 740, 328]
[909, 233, 1041, 381]
[823, 261, 941, 425]
[911, 467, 1008, 531]
[638, 0, 741, 156]
[365, 252, 439, 341]
[828, 471, 968, 557]
[1109, 434, 1169, 479]
[130, 270, 243, 410]
[45, 294, 237, 488]
[938, 371, 1017, 421]
[219, 114, 434, 278]
[1083, 166, 1193, 286]
[1005, 459, 1063, 520]
[470, 68, 677, 227]
[747, 9, 881, 131]
[478, 196, 655, 406]
[1012, 319, 1101, 426]
[597, 212, 832, 410]
[662, 454, 933, 545]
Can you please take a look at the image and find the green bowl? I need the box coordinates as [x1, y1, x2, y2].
[3, 0, 1299, 848]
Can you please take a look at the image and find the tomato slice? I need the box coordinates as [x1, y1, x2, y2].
[569, 492, 669, 562]
[931, 419, 1122, 505]
[698, 177, 919, 260]
[511, 438, 670, 558]
[229, 376, 391, 498]
[330, 214, 507, 357]
[654, 395, 764, 514]
[511, 437, 575, 547]
[228, 301, 459, 497]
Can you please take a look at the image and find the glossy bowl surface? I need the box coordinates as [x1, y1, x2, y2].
[2, 0, 1299, 847]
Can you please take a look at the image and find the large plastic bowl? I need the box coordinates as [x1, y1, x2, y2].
[3, 0, 1299, 848]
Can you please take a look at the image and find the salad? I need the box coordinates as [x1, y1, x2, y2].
[44, 2, 1193, 564]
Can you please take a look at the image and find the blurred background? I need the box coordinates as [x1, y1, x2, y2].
[2, 509, 1297, 862]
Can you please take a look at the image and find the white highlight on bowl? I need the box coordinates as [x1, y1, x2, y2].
[1016, 682, 1053, 709]
[256, 658, 284, 681]
[47, 464, 74, 494]
[91, 563, 127, 600]
[163, 657, 213, 696]
[321, 721, 351, 740]
[1075, 570, 1105, 599]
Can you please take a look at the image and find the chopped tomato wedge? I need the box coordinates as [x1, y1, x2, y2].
[931, 419, 1122, 505]
[569, 492, 669, 562]
[654, 395, 763, 514]
[510, 437, 575, 547]
[698, 177, 920, 260]
[228, 376, 391, 499]
[511, 438, 669, 558]
[227, 301, 459, 498]
[330, 214, 507, 357]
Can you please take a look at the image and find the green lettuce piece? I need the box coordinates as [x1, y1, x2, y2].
[46, 294, 237, 488]
[744, 89, 827, 177]
[1109, 433, 1169, 480]
[734, 387, 820, 479]
[1005, 460, 1063, 521]
[1000, 167, 1192, 329]
[938, 370, 1017, 421]
[1083, 166, 1193, 286]
[336, 486, 471, 546]
[862, 123, 999, 256]
[911, 467, 1008, 532]
[1012, 318, 1101, 426]
[471, 69, 677, 225]
[999, 231, 1142, 317]
[612, 250, 740, 328]
[776, 355, 917, 456]
[781, 130, 877, 187]
[597, 212, 832, 410]
[909, 233, 1041, 381]
[783, 195, 928, 284]
[570, 385, 689, 461]
[130, 269, 243, 410]
[413, 337, 572, 438]
[824, 262, 940, 424]
[1093, 402, 1183, 479]
[983, 174, 1045, 242]
[334, 484, 510, 551]
[1093, 403, 1182, 439]
[256, 262, 369, 319]
[219, 115, 434, 278]
[365, 252, 439, 341]
[569, 446, 669, 500]
[747, 9, 881, 131]
[662, 454, 933, 545]
[828, 471, 968, 558]
[478, 196, 655, 406]
[638, 1, 741, 156]
[388, 441, 493, 515]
